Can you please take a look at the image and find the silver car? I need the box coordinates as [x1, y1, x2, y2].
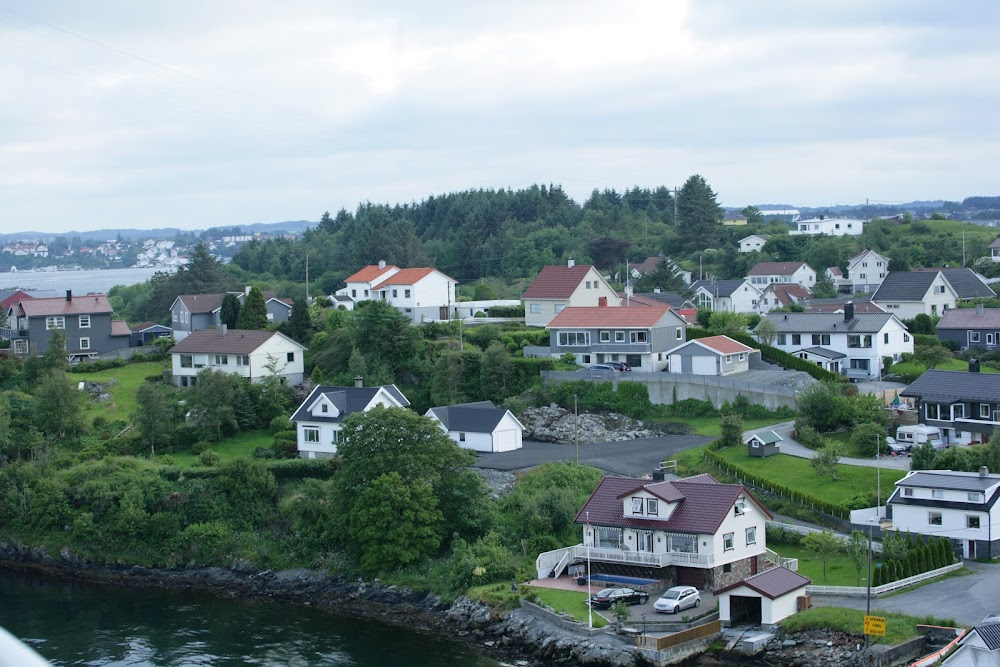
[653, 586, 701, 614]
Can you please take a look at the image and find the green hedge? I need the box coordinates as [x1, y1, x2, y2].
[265, 458, 339, 481]
[687, 326, 842, 383]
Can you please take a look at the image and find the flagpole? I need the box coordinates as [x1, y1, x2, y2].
[587, 510, 593, 629]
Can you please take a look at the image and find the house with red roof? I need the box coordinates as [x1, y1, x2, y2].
[667, 335, 756, 375]
[334, 261, 458, 323]
[535, 474, 774, 592]
[523, 259, 620, 327]
[758, 283, 811, 314]
[541, 300, 687, 371]
[715, 566, 810, 628]
[7, 290, 130, 361]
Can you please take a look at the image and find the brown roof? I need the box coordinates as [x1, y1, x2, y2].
[263, 292, 293, 307]
[765, 283, 811, 306]
[575, 474, 773, 534]
[177, 293, 228, 314]
[170, 328, 297, 355]
[547, 303, 673, 328]
[110, 320, 131, 336]
[827, 267, 843, 277]
[344, 264, 398, 284]
[693, 335, 755, 354]
[628, 257, 662, 275]
[132, 321, 166, 332]
[748, 262, 810, 276]
[715, 566, 810, 599]
[18, 293, 113, 317]
[372, 267, 455, 290]
[938, 308, 1000, 330]
[523, 265, 598, 299]
[619, 293, 666, 308]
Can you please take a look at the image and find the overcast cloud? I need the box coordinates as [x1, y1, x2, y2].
[2, 0, 999, 233]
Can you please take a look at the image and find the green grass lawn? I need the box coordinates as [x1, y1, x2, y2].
[660, 416, 790, 437]
[891, 357, 1000, 376]
[823, 430, 869, 458]
[770, 540, 864, 587]
[523, 586, 608, 627]
[714, 444, 904, 507]
[161, 429, 275, 467]
[68, 362, 167, 425]
[782, 606, 959, 642]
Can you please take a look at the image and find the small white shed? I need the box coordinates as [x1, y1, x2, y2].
[425, 401, 524, 453]
[715, 566, 811, 629]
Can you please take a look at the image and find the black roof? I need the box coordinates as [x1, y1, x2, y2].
[901, 369, 1000, 404]
[871, 271, 941, 302]
[690, 279, 749, 298]
[916, 268, 995, 299]
[976, 622, 1000, 650]
[797, 346, 846, 360]
[290, 384, 410, 423]
[896, 470, 1000, 493]
[426, 401, 516, 433]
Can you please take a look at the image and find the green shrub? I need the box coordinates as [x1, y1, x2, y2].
[487, 304, 524, 317]
[198, 450, 221, 467]
[192, 440, 212, 455]
[182, 521, 232, 563]
[266, 458, 339, 481]
[914, 334, 942, 348]
[268, 415, 292, 434]
[444, 533, 518, 592]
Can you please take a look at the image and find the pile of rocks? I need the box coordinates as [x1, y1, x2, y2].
[520, 405, 662, 444]
[82, 378, 118, 403]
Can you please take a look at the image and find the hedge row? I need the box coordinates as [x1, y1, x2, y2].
[703, 438, 849, 518]
[872, 538, 954, 586]
[686, 326, 842, 383]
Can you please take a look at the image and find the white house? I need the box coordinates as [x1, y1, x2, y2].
[887, 468, 1000, 560]
[715, 566, 811, 629]
[535, 474, 774, 592]
[169, 327, 306, 387]
[667, 335, 754, 376]
[790, 216, 865, 237]
[337, 260, 399, 302]
[689, 279, 762, 314]
[747, 262, 817, 290]
[990, 238, 1000, 263]
[756, 305, 912, 379]
[738, 234, 770, 253]
[846, 249, 889, 293]
[370, 267, 459, 323]
[290, 381, 411, 458]
[871, 271, 959, 318]
[942, 621, 1000, 667]
[425, 400, 524, 452]
[757, 283, 811, 314]
[522, 259, 620, 327]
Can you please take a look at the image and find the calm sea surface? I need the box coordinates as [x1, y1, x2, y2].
[0, 569, 500, 667]
[0, 267, 166, 294]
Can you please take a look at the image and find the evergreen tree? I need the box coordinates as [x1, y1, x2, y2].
[41, 330, 69, 375]
[479, 341, 513, 403]
[219, 293, 241, 329]
[132, 383, 177, 456]
[676, 174, 723, 254]
[284, 298, 312, 344]
[987, 429, 1000, 475]
[182, 242, 228, 294]
[811, 271, 838, 298]
[347, 348, 367, 381]
[236, 286, 269, 330]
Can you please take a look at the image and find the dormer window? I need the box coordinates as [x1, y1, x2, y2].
[631, 498, 643, 514]
[646, 499, 658, 516]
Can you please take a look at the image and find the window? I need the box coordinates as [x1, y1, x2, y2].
[968, 492, 982, 502]
[600, 331, 610, 342]
[983, 404, 992, 418]
[676, 328, 683, 340]
[459, 432, 466, 442]
[926, 404, 940, 420]
[723, 563, 732, 573]
[13, 340, 27, 354]
[631, 498, 643, 514]
[928, 512, 942, 526]
[734, 502, 744, 516]
[968, 516, 981, 529]
[646, 499, 658, 516]
[746, 527, 756, 545]
[932, 489, 944, 499]
[554, 304, 565, 314]
[172, 312, 178, 322]
[45, 316, 65, 330]
[850, 359, 870, 371]
[739, 353, 746, 361]
[725, 355, 733, 363]
[953, 404, 965, 419]
[812, 334, 830, 346]
[79, 315, 91, 328]
[884, 333, 889, 344]
[585, 281, 591, 289]
[557, 331, 589, 346]
[581, 355, 591, 364]
[321, 404, 328, 413]
[626, 354, 641, 368]
[214, 354, 229, 365]
[79, 337, 90, 350]
[792, 334, 801, 345]
[971, 332, 981, 343]
[351, 289, 357, 297]
[990, 334, 995, 346]
[615, 331, 625, 342]
[723, 533, 734, 551]
[630, 331, 647, 344]
[777, 334, 786, 345]
[236, 355, 249, 366]
[529, 304, 541, 314]
[303, 427, 320, 443]
[903, 487, 913, 496]
[935, 285, 946, 294]
[903, 333, 910, 342]
[848, 335, 872, 348]
[180, 354, 193, 368]
[364, 290, 369, 297]
[287, 352, 295, 362]
[330, 430, 339, 444]
[404, 289, 411, 298]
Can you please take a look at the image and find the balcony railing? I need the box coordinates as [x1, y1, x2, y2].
[535, 544, 714, 579]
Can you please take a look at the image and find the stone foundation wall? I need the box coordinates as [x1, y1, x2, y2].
[710, 555, 763, 590]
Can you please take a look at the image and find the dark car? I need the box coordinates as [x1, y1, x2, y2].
[604, 361, 631, 372]
[587, 587, 649, 608]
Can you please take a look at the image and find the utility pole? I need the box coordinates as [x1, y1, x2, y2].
[304, 249, 310, 304]
[673, 187, 680, 225]
[574, 395, 579, 465]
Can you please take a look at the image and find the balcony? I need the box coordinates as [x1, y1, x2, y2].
[587, 343, 652, 354]
[535, 544, 714, 579]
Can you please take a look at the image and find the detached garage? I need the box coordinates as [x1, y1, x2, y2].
[715, 567, 811, 630]
[667, 335, 755, 376]
[425, 401, 524, 453]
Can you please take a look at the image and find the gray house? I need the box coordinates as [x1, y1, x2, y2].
[7, 290, 130, 361]
[170, 289, 293, 341]
[747, 431, 782, 458]
[900, 367, 1000, 446]
[936, 305, 1000, 351]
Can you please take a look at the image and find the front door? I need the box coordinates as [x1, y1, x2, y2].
[749, 557, 758, 575]
[967, 540, 976, 560]
[637, 531, 653, 553]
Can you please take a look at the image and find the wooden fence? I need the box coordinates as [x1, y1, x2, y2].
[635, 619, 722, 650]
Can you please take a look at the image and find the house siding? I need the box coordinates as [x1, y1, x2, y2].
[938, 327, 1000, 351]
[17, 311, 128, 358]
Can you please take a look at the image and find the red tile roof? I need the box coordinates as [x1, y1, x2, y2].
[371, 267, 456, 290]
[766, 283, 811, 306]
[17, 294, 113, 317]
[110, 320, 131, 336]
[714, 566, 810, 599]
[523, 265, 598, 299]
[170, 328, 295, 355]
[547, 303, 672, 328]
[575, 475, 772, 534]
[748, 262, 810, 276]
[344, 264, 398, 284]
[693, 335, 755, 355]
[1, 290, 31, 312]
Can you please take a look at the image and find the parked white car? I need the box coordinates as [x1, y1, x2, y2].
[653, 586, 701, 614]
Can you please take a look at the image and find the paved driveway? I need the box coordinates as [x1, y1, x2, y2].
[811, 561, 1000, 627]
[754, 422, 912, 471]
[474, 434, 713, 476]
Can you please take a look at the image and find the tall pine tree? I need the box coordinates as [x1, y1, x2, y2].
[676, 174, 723, 254]
[237, 286, 269, 330]
[220, 293, 241, 329]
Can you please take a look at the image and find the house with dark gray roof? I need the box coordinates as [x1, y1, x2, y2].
[871, 271, 959, 318]
[900, 368, 1000, 446]
[914, 268, 996, 300]
[845, 249, 889, 293]
[690, 279, 761, 314]
[534, 474, 774, 592]
[756, 304, 912, 378]
[888, 467, 1000, 560]
[170, 288, 293, 341]
[425, 400, 524, 452]
[942, 620, 1000, 667]
[290, 380, 410, 458]
[936, 305, 1000, 351]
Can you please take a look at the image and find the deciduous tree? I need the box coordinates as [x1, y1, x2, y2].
[33, 370, 86, 440]
[810, 443, 841, 480]
[132, 383, 177, 456]
[186, 370, 242, 440]
[848, 529, 869, 586]
[480, 341, 514, 403]
[914, 344, 952, 370]
[802, 530, 845, 582]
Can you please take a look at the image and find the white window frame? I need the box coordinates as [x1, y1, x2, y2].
[79, 314, 91, 329]
[746, 527, 756, 545]
[600, 330, 611, 343]
[676, 328, 683, 340]
[971, 331, 981, 343]
[967, 515, 981, 529]
[932, 489, 944, 499]
[615, 331, 625, 343]
[46, 316, 65, 330]
[723, 532, 734, 551]
[529, 304, 541, 314]
[928, 512, 942, 526]
[13, 340, 27, 354]
[79, 337, 90, 350]
[303, 427, 320, 443]
[646, 499, 658, 516]
[983, 403, 992, 418]
[214, 354, 229, 365]
[631, 498, 643, 515]
[630, 331, 648, 344]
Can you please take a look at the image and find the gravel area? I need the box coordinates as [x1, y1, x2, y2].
[473, 468, 517, 499]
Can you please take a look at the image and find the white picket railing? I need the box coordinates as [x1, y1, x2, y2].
[805, 562, 963, 598]
[535, 543, 714, 579]
[765, 548, 798, 572]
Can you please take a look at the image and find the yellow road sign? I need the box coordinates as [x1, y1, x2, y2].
[864, 615, 887, 636]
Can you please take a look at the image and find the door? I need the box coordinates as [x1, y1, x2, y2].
[749, 557, 758, 576]
[439, 306, 448, 320]
[967, 540, 976, 560]
[676, 567, 706, 589]
[637, 530, 653, 553]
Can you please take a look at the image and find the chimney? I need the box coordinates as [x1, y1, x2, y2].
[567, 257, 575, 268]
[844, 301, 854, 321]
[354, 376, 363, 388]
[598, 296, 608, 307]
[378, 259, 386, 270]
[980, 466, 989, 478]
[221, 324, 228, 337]
[977, 302, 985, 316]
[66, 290, 72, 302]
[970, 358, 981, 373]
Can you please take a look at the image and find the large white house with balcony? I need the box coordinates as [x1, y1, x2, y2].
[791, 216, 865, 237]
[169, 327, 306, 387]
[535, 474, 775, 592]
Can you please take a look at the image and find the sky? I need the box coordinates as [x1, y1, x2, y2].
[2, 1, 1000, 234]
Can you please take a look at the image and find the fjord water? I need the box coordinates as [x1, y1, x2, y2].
[0, 570, 499, 667]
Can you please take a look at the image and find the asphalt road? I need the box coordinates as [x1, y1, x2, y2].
[474, 434, 714, 477]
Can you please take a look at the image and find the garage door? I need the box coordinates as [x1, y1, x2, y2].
[692, 356, 716, 375]
[495, 429, 518, 452]
[729, 596, 762, 625]
[675, 567, 706, 589]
